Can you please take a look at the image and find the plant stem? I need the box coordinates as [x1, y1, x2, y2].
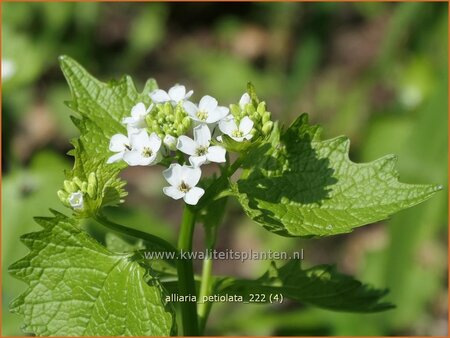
[198, 255, 213, 333]
[94, 214, 177, 253]
[197, 192, 228, 333]
[176, 206, 199, 336]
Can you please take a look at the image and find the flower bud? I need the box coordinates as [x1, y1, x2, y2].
[81, 182, 88, 193]
[262, 121, 274, 135]
[163, 134, 177, 151]
[262, 111, 271, 124]
[57, 190, 70, 206]
[73, 177, 83, 189]
[63, 180, 77, 193]
[257, 102, 266, 115]
[87, 172, 97, 198]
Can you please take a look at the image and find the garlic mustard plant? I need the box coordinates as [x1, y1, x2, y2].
[9, 56, 442, 337]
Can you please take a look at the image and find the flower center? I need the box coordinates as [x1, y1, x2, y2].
[142, 147, 153, 158]
[196, 111, 208, 121]
[232, 129, 243, 138]
[195, 146, 208, 156]
[178, 181, 191, 193]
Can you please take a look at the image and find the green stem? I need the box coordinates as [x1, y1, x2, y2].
[198, 255, 214, 333]
[94, 214, 177, 253]
[176, 206, 199, 336]
[197, 192, 228, 333]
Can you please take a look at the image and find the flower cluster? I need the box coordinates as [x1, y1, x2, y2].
[66, 84, 271, 211]
[57, 173, 98, 212]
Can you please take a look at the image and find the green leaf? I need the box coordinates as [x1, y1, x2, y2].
[59, 55, 158, 212]
[9, 210, 175, 336]
[218, 260, 393, 313]
[234, 114, 441, 237]
[105, 232, 145, 252]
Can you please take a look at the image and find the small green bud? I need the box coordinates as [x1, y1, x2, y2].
[87, 172, 97, 198]
[163, 102, 172, 115]
[182, 117, 191, 129]
[246, 104, 256, 115]
[57, 190, 70, 206]
[63, 180, 77, 193]
[175, 106, 185, 121]
[257, 102, 266, 115]
[250, 112, 261, 123]
[176, 125, 184, 135]
[73, 177, 83, 189]
[262, 111, 271, 124]
[81, 182, 88, 193]
[262, 121, 274, 135]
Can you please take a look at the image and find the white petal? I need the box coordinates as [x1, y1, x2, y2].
[126, 125, 142, 135]
[239, 116, 254, 135]
[182, 166, 202, 187]
[244, 133, 253, 140]
[130, 130, 150, 149]
[199, 95, 218, 112]
[177, 136, 197, 156]
[219, 118, 238, 136]
[150, 89, 170, 103]
[122, 116, 136, 124]
[69, 191, 84, 209]
[183, 101, 199, 118]
[123, 150, 146, 166]
[168, 85, 186, 103]
[206, 146, 226, 163]
[148, 132, 162, 151]
[107, 152, 124, 164]
[239, 93, 251, 108]
[131, 102, 147, 118]
[163, 186, 185, 200]
[163, 163, 183, 186]
[109, 134, 130, 152]
[183, 187, 205, 205]
[189, 155, 207, 167]
[193, 124, 211, 147]
[206, 106, 229, 124]
[185, 90, 194, 99]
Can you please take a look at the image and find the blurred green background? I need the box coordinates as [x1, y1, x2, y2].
[2, 2, 448, 336]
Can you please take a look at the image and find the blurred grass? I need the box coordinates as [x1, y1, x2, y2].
[2, 2, 447, 336]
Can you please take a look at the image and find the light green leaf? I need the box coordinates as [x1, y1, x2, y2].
[105, 232, 145, 253]
[9, 210, 175, 336]
[59, 55, 158, 212]
[234, 114, 441, 237]
[218, 260, 393, 313]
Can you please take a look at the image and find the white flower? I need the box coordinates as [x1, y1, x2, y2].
[162, 164, 205, 205]
[150, 84, 193, 106]
[219, 116, 254, 142]
[122, 102, 152, 129]
[239, 93, 251, 109]
[177, 124, 226, 167]
[183, 95, 229, 124]
[107, 129, 134, 164]
[163, 134, 177, 151]
[69, 191, 84, 210]
[123, 130, 162, 166]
